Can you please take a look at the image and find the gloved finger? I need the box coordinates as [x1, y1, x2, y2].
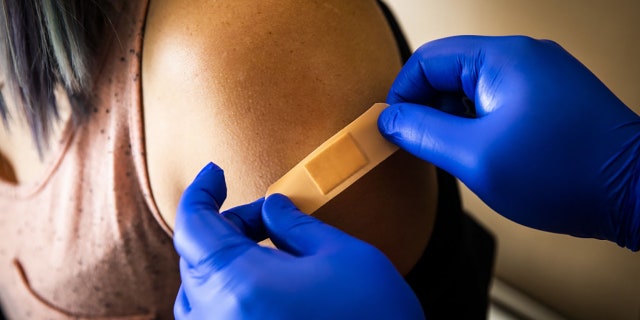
[221, 198, 268, 242]
[175, 162, 227, 231]
[263, 194, 357, 256]
[386, 50, 438, 106]
[378, 102, 481, 181]
[174, 163, 254, 270]
[174, 286, 190, 320]
[387, 35, 491, 107]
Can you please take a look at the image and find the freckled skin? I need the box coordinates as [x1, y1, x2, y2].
[142, 0, 438, 274]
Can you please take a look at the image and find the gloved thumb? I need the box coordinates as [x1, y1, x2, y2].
[174, 163, 254, 272]
[263, 194, 356, 256]
[378, 102, 480, 181]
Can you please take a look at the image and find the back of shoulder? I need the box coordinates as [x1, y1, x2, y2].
[141, 0, 403, 227]
[142, 0, 398, 89]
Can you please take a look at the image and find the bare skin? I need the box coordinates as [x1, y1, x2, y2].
[0, 0, 438, 276]
[142, 0, 438, 274]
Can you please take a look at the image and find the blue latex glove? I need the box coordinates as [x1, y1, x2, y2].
[173, 163, 424, 319]
[378, 35, 640, 250]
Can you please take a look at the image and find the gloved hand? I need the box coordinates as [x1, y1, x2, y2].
[378, 35, 640, 250]
[173, 163, 424, 319]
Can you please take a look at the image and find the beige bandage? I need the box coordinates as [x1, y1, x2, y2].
[266, 103, 399, 214]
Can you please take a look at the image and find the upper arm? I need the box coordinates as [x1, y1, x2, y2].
[142, 0, 438, 274]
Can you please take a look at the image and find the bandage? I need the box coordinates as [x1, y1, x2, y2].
[266, 103, 398, 214]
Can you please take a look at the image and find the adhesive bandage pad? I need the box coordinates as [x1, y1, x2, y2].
[304, 133, 369, 195]
[266, 103, 398, 214]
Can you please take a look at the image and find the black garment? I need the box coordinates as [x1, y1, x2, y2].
[378, 2, 496, 319]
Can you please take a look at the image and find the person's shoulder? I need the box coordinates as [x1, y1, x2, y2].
[142, 0, 395, 88]
[141, 0, 403, 229]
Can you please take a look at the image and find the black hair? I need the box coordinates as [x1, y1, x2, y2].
[0, 0, 111, 153]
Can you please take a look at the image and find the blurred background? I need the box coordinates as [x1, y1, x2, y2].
[382, 1, 640, 319]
